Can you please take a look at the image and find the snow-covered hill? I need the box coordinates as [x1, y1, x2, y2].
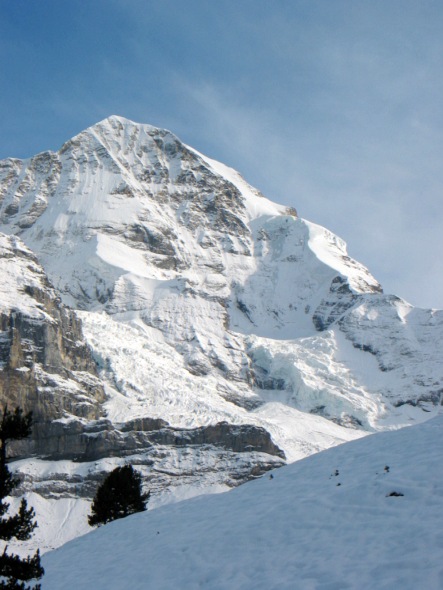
[42, 414, 443, 590]
[0, 116, 442, 552]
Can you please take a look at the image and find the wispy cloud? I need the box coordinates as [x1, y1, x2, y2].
[1, 0, 442, 307]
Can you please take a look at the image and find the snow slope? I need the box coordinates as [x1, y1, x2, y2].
[42, 415, 443, 590]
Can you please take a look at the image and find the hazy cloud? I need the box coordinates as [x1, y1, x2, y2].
[1, 0, 442, 307]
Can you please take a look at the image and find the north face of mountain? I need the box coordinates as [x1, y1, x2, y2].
[0, 116, 442, 552]
[1, 116, 439, 431]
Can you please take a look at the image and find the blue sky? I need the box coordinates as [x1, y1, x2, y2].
[1, 0, 442, 307]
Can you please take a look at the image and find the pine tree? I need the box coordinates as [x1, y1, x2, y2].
[88, 465, 149, 527]
[0, 407, 44, 590]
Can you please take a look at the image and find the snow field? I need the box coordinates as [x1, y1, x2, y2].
[42, 415, 443, 589]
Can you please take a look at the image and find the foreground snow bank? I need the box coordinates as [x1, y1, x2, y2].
[43, 416, 443, 589]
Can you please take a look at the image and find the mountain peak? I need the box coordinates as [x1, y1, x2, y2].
[88, 114, 171, 137]
[59, 115, 174, 156]
[99, 114, 135, 125]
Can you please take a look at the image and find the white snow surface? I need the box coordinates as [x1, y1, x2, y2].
[0, 234, 53, 320]
[42, 415, 443, 590]
[6, 455, 231, 555]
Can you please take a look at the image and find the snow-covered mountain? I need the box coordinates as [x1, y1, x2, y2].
[41, 414, 443, 589]
[0, 116, 442, 551]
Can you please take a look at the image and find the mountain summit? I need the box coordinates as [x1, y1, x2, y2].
[0, 117, 442, 551]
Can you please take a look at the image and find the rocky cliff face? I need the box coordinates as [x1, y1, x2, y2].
[16, 419, 284, 500]
[0, 116, 442, 551]
[0, 234, 105, 427]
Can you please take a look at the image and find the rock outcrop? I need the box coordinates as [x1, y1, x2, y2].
[0, 235, 105, 430]
[15, 419, 285, 501]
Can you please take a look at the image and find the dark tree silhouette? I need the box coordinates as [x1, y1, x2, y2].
[0, 407, 44, 590]
[88, 465, 149, 527]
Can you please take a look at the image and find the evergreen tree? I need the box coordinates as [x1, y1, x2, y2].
[88, 465, 149, 527]
[0, 407, 44, 590]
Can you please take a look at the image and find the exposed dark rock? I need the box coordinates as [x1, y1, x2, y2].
[121, 417, 169, 432]
[148, 421, 285, 459]
[331, 415, 363, 429]
[0, 237, 105, 440]
[11, 416, 286, 502]
[11, 416, 285, 463]
[312, 277, 359, 331]
[0, 305, 105, 424]
[15, 442, 284, 501]
[394, 389, 443, 408]
[123, 223, 177, 256]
